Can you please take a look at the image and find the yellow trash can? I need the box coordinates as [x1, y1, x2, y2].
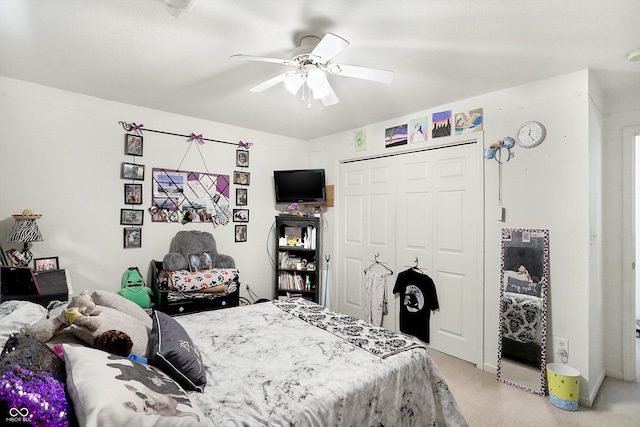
[547, 363, 580, 411]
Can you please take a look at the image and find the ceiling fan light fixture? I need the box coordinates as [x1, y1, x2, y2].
[328, 64, 342, 74]
[162, 0, 198, 17]
[284, 72, 305, 95]
[306, 69, 330, 99]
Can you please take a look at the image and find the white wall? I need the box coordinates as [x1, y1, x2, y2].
[0, 76, 306, 301]
[602, 93, 640, 379]
[310, 70, 602, 404]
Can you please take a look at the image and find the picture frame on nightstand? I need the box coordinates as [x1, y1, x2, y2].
[34, 256, 59, 272]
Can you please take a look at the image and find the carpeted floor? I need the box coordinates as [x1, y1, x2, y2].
[429, 349, 640, 427]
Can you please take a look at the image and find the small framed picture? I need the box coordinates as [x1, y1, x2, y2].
[120, 209, 144, 226]
[124, 183, 143, 205]
[236, 150, 249, 167]
[124, 134, 143, 156]
[121, 162, 145, 181]
[4, 249, 19, 266]
[236, 188, 248, 206]
[34, 256, 59, 272]
[123, 227, 142, 249]
[233, 209, 249, 222]
[235, 225, 247, 242]
[5, 249, 26, 267]
[233, 171, 250, 186]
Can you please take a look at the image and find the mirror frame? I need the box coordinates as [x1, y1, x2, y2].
[496, 228, 549, 396]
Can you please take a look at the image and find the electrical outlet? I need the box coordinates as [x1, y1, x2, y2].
[554, 336, 569, 357]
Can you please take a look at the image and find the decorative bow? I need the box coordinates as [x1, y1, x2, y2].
[483, 137, 515, 163]
[238, 141, 253, 149]
[130, 122, 144, 135]
[188, 133, 205, 144]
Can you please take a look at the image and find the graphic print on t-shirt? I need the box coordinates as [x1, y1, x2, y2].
[403, 284, 424, 313]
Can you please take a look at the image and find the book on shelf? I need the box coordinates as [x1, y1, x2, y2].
[278, 272, 313, 291]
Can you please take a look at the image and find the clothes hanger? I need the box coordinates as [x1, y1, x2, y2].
[364, 253, 394, 275]
[410, 257, 426, 274]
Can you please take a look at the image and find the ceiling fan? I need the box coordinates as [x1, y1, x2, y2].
[232, 33, 394, 107]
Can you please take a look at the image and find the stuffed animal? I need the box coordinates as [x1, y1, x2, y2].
[94, 330, 133, 357]
[22, 291, 102, 343]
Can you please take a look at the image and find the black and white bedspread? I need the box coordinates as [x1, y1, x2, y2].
[176, 300, 468, 427]
[501, 293, 542, 344]
[273, 297, 424, 358]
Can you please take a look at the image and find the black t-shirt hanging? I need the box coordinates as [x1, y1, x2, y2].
[392, 269, 439, 343]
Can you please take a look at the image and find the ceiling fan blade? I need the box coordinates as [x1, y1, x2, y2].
[320, 85, 339, 106]
[231, 54, 292, 66]
[329, 63, 394, 84]
[249, 73, 287, 92]
[310, 33, 350, 61]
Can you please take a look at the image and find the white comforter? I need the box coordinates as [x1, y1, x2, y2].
[176, 301, 467, 427]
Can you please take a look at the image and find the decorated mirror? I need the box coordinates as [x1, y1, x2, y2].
[497, 228, 549, 395]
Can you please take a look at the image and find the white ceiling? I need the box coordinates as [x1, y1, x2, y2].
[1, 0, 639, 141]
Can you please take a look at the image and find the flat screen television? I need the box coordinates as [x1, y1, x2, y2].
[274, 169, 326, 204]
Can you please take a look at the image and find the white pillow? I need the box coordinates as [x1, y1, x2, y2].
[63, 345, 212, 427]
[69, 305, 150, 357]
[0, 300, 47, 348]
[92, 290, 153, 328]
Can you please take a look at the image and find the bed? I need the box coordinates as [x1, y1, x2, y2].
[0, 295, 468, 426]
[500, 271, 543, 367]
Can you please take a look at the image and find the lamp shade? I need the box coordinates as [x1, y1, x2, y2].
[8, 219, 43, 243]
[284, 72, 305, 95]
[306, 69, 330, 100]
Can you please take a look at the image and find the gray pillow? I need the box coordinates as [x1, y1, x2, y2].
[149, 311, 206, 392]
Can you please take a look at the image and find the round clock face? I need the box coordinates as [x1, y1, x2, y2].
[516, 121, 546, 148]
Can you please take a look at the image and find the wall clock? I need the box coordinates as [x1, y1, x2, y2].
[515, 121, 547, 148]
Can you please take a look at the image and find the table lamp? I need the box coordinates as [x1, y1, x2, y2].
[7, 209, 43, 266]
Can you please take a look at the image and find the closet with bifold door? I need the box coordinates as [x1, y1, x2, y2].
[336, 139, 483, 365]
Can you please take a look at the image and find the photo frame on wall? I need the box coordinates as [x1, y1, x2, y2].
[233, 209, 249, 222]
[124, 183, 143, 204]
[121, 162, 145, 181]
[235, 225, 247, 242]
[124, 134, 143, 156]
[34, 256, 59, 272]
[120, 209, 144, 226]
[233, 171, 250, 186]
[236, 188, 248, 206]
[123, 227, 142, 249]
[236, 150, 249, 167]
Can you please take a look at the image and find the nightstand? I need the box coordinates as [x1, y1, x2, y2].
[0, 266, 69, 307]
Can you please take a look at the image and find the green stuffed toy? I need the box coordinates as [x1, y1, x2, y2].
[117, 267, 154, 308]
